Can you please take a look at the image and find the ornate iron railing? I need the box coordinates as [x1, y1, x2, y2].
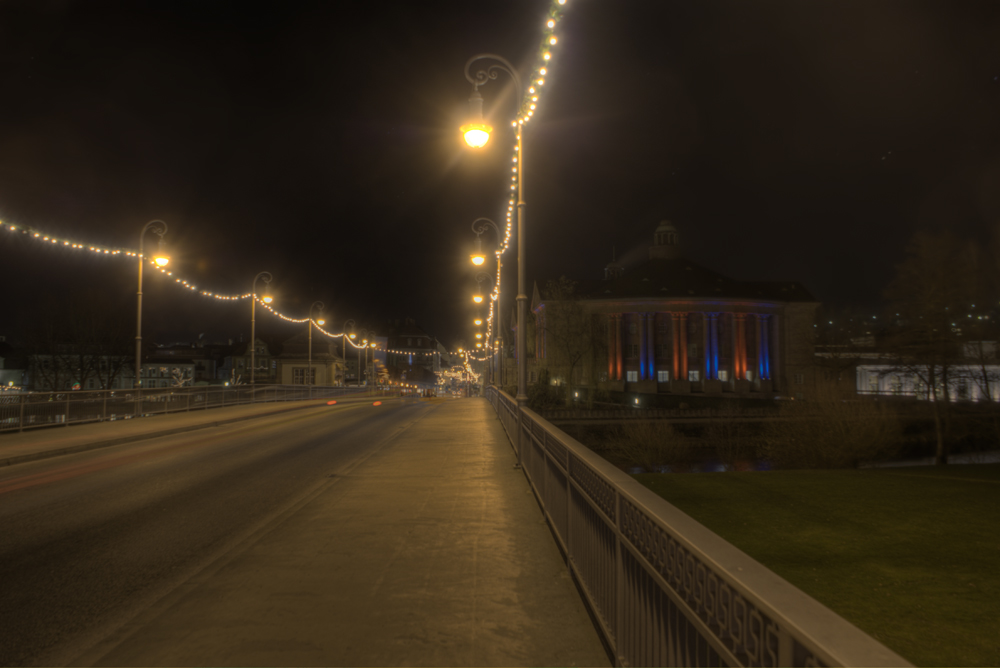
[486, 386, 911, 668]
[0, 385, 368, 433]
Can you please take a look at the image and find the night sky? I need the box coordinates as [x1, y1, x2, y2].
[1, 0, 997, 351]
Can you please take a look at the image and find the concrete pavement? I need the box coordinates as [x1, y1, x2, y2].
[9, 396, 610, 666]
[0, 395, 372, 467]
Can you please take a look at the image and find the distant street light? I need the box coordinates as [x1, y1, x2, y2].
[135, 219, 169, 389]
[359, 329, 374, 388]
[308, 301, 325, 388]
[250, 271, 273, 387]
[462, 54, 527, 407]
[343, 319, 356, 386]
[470, 217, 503, 388]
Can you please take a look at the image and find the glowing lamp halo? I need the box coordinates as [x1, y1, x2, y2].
[262, 295, 273, 304]
[460, 122, 492, 148]
[153, 255, 170, 267]
[472, 294, 484, 304]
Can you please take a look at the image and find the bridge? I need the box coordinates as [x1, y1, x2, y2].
[0, 387, 910, 666]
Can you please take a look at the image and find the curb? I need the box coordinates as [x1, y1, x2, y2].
[0, 401, 332, 468]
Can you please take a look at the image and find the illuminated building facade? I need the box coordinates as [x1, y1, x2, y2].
[530, 221, 819, 399]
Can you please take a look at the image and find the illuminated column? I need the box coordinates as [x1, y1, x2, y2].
[638, 313, 647, 380]
[646, 312, 656, 380]
[761, 315, 771, 380]
[704, 313, 719, 380]
[607, 315, 615, 381]
[703, 313, 711, 381]
[679, 313, 689, 380]
[671, 313, 680, 380]
[756, 315, 764, 381]
[735, 314, 747, 380]
[614, 314, 623, 381]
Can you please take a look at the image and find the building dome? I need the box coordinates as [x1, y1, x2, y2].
[650, 219, 680, 260]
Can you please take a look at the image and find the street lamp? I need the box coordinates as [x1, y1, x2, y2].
[308, 301, 325, 388]
[463, 55, 528, 407]
[343, 319, 356, 386]
[470, 217, 503, 388]
[359, 328, 374, 388]
[250, 271, 273, 387]
[135, 219, 169, 389]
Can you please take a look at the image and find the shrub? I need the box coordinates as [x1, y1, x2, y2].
[705, 401, 760, 471]
[760, 383, 903, 469]
[605, 420, 696, 472]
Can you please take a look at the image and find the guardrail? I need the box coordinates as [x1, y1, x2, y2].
[487, 386, 911, 668]
[0, 385, 370, 433]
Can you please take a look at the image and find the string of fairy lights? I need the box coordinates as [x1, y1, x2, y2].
[1, 1, 569, 385]
[470, 0, 569, 367]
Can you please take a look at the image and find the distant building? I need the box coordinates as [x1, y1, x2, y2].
[220, 338, 276, 385]
[524, 220, 820, 399]
[385, 319, 443, 387]
[275, 331, 346, 386]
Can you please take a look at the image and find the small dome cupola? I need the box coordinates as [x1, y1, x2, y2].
[649, 219, 680, 260]
[604, 247, 624, 280]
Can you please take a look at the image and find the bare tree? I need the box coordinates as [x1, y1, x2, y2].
[760, 381, 902, 469]
[538, 276, 597, 406]
[882, 231, 979, 465]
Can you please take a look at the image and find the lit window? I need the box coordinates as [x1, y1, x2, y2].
[719, 370, 728, 381]
[746, 370, 754, 382]
[688, 370, 700, 382]
[657, 370, 670, 382]
[626, 370, 638, 382]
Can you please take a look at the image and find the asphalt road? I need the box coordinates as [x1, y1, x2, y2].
[0, 396, 428, 666]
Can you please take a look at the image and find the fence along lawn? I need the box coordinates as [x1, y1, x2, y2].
[634, 464, 1000, 667]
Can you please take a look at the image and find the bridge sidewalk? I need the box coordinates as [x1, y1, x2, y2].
[0, 396, 365, 467]
[81, 397, 611, 667]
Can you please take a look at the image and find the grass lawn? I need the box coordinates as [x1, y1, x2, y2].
[633, 464, 1000, 667]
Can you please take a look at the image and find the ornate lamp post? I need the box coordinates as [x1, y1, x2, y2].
[135, 220, 169, 390]
[359, 329, 374, 388]
[250, 271, 273, 387]
[308, 301, 325, 388]
[343, 319, 356, 386]
[462, 54, 527, 407]
[474, 270, 497, 387]
[470, 217, 503, 388]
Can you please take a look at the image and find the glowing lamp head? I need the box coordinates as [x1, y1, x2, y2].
[349, 333, 356, 340]
[470, 252, 486, 265]
[461, 87, 492, 148]
[475, 333, 483, 339]
[472, 294, 483, 304]
[474, 319, 482, 326]
[461, 123, 492, 148]
[262, 294, 273, 304]
[317, 319, 325, 326]
[370, 343, 376, 348]
[476, 343, 483, 348]
[154, 254, 170, 267]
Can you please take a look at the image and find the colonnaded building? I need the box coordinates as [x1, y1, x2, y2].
[522, 220, 819, 400]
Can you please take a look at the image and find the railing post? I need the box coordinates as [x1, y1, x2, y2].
[102, 390, 107, 422]
[65, 394, 70, 427]
[18, 392, 25, 433]
[187, 390, 191, 411]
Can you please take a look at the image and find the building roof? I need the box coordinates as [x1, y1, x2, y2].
[580, 258, 815, 302]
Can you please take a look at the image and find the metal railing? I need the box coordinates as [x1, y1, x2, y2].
[0, 385, 368, 433]
[487, 386, 911, 668]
